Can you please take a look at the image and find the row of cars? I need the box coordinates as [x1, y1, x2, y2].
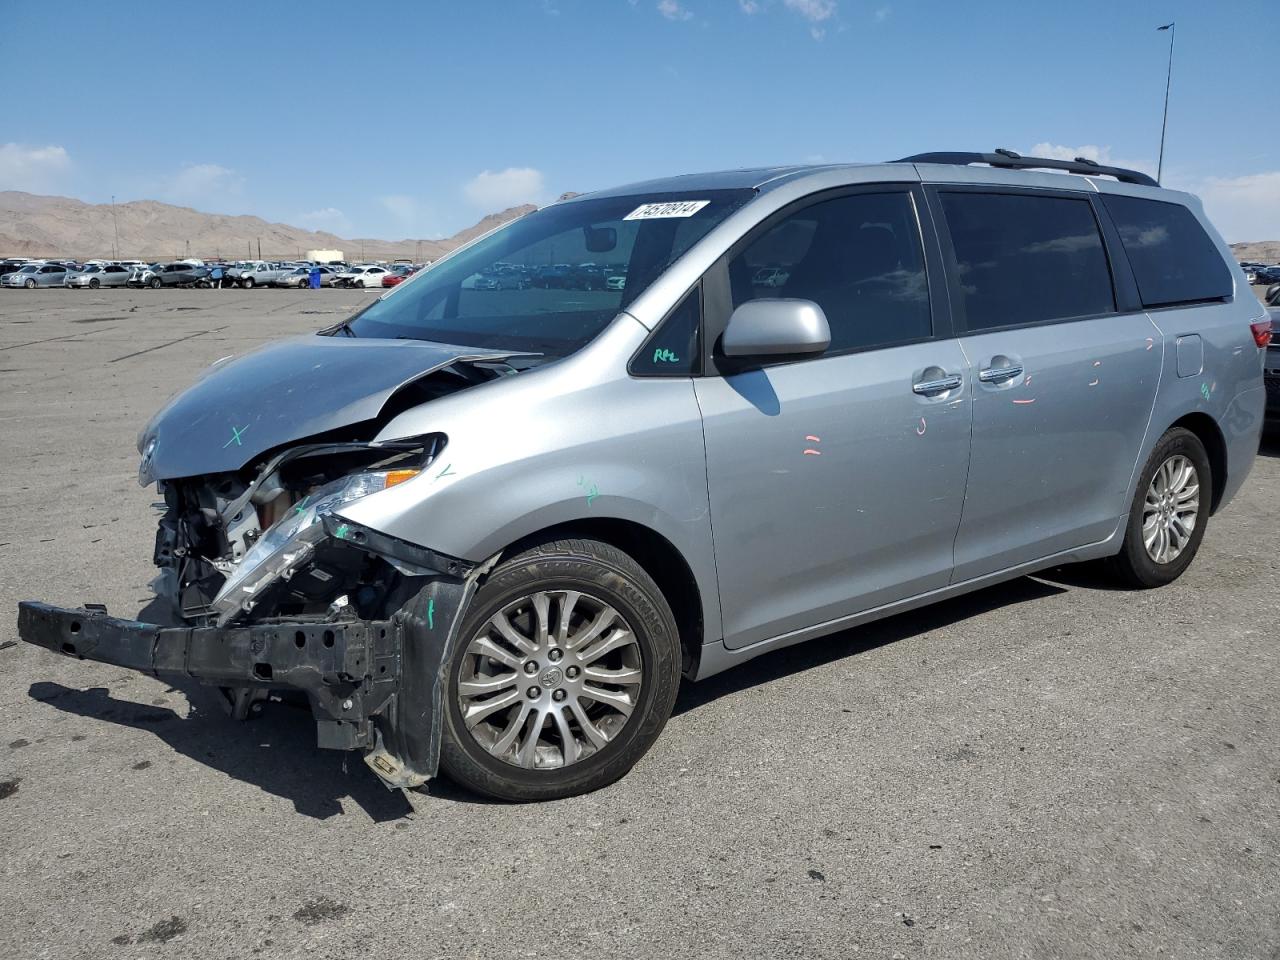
[0, 257, 421, 290]
[1241, 261, 1280, 287]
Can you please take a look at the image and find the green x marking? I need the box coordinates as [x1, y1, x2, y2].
[223, 424, 250, 448]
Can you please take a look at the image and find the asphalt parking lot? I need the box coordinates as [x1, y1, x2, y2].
[0, 287, 1277, 960]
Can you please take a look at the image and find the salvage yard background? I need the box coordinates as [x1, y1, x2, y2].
[0, 289, 1277, 959]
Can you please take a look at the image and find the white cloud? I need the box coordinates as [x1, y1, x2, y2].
[657, 0, 693, 20]
[738, 0, 760, 13]
[874, 5, 890, 21]
[0, 143, 71, 193]
[160, 163, 244, 206]
[810, 26, 825, 40]
[463, 167, 546, 210]
[297, 207, 350, 234]
[1196, 171, 1280, 243]
[783, 0, 836, 21]
[1029, 143, 1114, 164]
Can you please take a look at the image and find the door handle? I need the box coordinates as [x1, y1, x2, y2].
[978, 364, 1024, 384]
[912, 374, 963, 395]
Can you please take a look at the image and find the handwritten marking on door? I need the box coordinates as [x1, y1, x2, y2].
[803, 434, 822, 456]
[916, 417, 927, 436]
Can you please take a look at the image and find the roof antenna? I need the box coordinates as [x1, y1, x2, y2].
[994, 148, 1022, 159]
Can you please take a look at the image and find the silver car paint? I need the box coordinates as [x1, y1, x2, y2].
[138, 337, 530, 481]
[152, 162, 1263, 681]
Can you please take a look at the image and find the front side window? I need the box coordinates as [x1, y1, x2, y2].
[939, 191, 1115, 332]
[346, 190, 753, 358]
[727, 190, 931, 353]
[1100, 194, 1232, 307]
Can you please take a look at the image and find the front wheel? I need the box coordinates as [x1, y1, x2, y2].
[149, 277, 162, 289]
[25, 279, 36, 289]
[242, 277, 254, 289]
[1106, 427, 1210, 588]
[89, 278, 100, 289]
[439, 538, 682, 801]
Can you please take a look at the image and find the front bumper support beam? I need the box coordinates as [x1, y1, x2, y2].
[17, 601, 400, 752]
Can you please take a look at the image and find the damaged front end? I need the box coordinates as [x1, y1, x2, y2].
[18, 337, 523, 790]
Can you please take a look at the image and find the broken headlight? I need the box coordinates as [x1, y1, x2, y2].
[210, 470, 417, 623]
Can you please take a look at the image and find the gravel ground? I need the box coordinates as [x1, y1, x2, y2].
[0, 287, 1277, 960]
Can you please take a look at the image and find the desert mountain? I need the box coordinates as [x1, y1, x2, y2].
[1231, 241, 1280, 264]
[0, 191, 537, 262]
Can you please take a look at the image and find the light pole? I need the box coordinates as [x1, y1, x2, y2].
[110, 195, 120, 260]
[1157, 22, 1175, 184]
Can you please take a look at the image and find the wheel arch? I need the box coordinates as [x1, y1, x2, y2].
[1167, 412, 1227, 514]
[497, 518, 705, 677]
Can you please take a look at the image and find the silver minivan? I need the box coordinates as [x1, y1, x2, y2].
[19, 151, 1270, 800]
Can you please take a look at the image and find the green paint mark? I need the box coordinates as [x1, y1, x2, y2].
[334, 523, 350, 540]
[1200, 382, 1211, 401]
[222, 424, 249, 448]
[435, 462, 456, 479]
[585, 483, 599, 506]
[293, 495, 310, 515]
[427, 598, 435, 630]
[652, 347, 681, 363]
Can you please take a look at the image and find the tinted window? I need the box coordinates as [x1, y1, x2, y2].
[1101, 194, 1232, 307]
[940, 192, 1115, 331]
[728, 190, 931, 353]
[631, 288, 700, 376]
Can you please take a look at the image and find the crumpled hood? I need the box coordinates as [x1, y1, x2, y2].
[138, 334, 518, 483]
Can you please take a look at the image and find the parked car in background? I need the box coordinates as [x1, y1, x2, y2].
[605, 271, 627, 291]
[1254, 265, 1280, 285]
[471, 274, 502, 291]
[0, 258, 33, 279]
[1266, 308, 1280, 422]
[277, 265, 341, 288]
[381, 265, 417, 288]
[334, 264, 389, 288]
[752, 266, 791, 288]
[131, 262, 209, 288]
[2, 262, 68, 288]
[229, 262, 296, 288]
[65, 263, 132, 288]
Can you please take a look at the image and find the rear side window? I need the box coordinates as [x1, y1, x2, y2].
[727, 190, 931, 354]
[939, 192, 1115, 332]
[1101, 195, 1232, 307]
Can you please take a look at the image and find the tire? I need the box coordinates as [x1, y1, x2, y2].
[89, 278, 99, 289]
[1266, 284, 1280, 306]
[25, 279, 35, 289]
[439, 537, 682, 801]
[242, 277, 254, 289]
[1105, 427, 1210, 588]
[149, 277, 161, 289]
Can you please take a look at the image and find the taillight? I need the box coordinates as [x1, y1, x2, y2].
[1251, 319, 1272, 348]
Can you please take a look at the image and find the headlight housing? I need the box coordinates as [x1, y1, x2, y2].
[211, 469, 418, 623]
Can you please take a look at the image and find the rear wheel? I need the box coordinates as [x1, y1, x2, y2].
[439, 538, 682, 801]
[1106, 427, 1210, 588]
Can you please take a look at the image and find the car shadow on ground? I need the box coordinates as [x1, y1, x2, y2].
[27, 679, 415, 822]
[675, 575, 1066, 716]
[1259, 426, 1280, 459]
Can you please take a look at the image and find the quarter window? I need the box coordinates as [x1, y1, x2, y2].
[1100, 194, 1232, 307]
[939, 191, 1115, 332]
[631, 288, 700, 376]
[727, 190, 931, 353]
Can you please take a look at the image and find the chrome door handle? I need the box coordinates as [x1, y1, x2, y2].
[912, 374, 963, 395]
[978, 364, 1024, 383]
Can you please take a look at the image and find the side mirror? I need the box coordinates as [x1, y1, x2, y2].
[721, 299, 831, 359]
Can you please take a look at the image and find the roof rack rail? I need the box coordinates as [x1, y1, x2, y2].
[895, 149, 1158, 187]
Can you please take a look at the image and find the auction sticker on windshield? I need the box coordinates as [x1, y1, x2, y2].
[623, 200, 711, 220]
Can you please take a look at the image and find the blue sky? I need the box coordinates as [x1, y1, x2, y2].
[1, 0, 1276, 241]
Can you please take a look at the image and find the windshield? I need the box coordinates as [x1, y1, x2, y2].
[82, 265, 100, 273]
[19, 265, 39, 273]
[345, 189, 753, 357]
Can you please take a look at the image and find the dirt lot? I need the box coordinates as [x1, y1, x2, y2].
[0, 288, 1277, 960]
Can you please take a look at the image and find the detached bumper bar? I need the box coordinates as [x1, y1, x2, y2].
[17, 601, 400, 752]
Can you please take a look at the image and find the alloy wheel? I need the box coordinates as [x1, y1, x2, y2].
[1142, 454, 1199, 564]
[457, 589, 644, 770]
